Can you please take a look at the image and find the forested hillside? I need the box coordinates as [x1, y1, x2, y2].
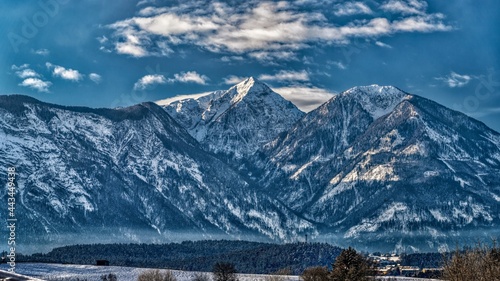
[19, 240, 342, 274]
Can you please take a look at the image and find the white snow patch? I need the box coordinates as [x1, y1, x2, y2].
[329, 174, 342, 185]
[402, 142, 426, 156]
[291, 156, 319, 179]
[424, 171, 439, 177]
[440, 159, 456, 173]
[453, 176, 470, 188]
[491, 192, 500, 202]
[429, 209, 450, 222]
[324, 182, 355, 200]
[345, 203, 408, 238]
[343, 85, 409, 119]
[362, 165, 400, 182]
[281, 164, 298, 173]
[380, 129, 404, 149]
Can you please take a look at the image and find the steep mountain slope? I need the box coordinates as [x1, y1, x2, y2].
[2, 82, 499, 253]
[253, 85, 500, 251]
[0, 95, 314, 252]
[161, 77, 304, 163]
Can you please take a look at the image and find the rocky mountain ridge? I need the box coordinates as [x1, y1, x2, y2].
[1, 79, 499, 252]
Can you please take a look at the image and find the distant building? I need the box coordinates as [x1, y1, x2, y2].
[96, 260, 110, 266]
[400, 266, 420, 276]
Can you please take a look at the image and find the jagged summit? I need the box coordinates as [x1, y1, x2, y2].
[230, 77, 271, 102]
[253, 82, 500, 251]
[162, 77, 304, 161]
[346, 84, 402, 94]
[324, 84, 410, 119]
[156, 77, 271, 107]
[0, 92, 315, 252]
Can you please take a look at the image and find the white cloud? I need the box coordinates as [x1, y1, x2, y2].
[223, 75, 247, 85]
[137, 0, 155, 6]
[32, 48, 50, 56]
[248, 50, 299, 62]
[392, 14, 452, 32]
[138, 6, 169, 16]
[115, 41, 149, 57]
[259, 70, 310, 82]
[272, 86, 336, 112]
[221, 56, 244, 62]
[11, 64, 30, 71]
[46, 62, 84, 82]
[11, 64, 50, 92]
[381, 0, 428, 15]
[89, 73, 102, 84]
[436, 72, 472, 88]
[155, 92, 213, 106]
[19, 78, 52, 93]
[104, 1, 451, 60]
[12, 64, 40, 79]
[97, 36, 108, 44]
[331, 61, 347, 70]
[169, 71, 209, 85]
[16, 68, 40, 79]
[375, 41, 393, 48]
[134, 74, 167, 90]
[334, 2, 373, 16]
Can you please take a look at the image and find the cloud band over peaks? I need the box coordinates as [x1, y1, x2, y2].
[103, 1, 452, 60]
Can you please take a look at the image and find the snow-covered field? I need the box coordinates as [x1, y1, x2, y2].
[1, 264, 439, 281]
[1, 263, 300, 281]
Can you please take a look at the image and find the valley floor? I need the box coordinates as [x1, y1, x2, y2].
[1, 263, 440, 281]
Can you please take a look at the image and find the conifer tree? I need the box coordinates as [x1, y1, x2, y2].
[329, 247, 375, 281]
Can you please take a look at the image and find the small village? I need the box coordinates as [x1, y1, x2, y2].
[369, 254, 442, 279]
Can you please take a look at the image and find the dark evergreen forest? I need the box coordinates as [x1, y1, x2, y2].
[18, 240, 342, 274]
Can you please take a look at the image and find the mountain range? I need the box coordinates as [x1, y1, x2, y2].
[1, 77, 499, 253]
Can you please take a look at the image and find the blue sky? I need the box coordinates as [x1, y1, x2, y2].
[1, 0, 499, 131]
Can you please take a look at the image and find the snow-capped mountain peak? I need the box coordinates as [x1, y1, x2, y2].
[5, 81, 500, 253]
[0, 94, 315, 251]
[230, 77, 271, 103]
[163, 78, 304, 161]
[339, 85, 410, 119]
[252, 84, 500, 252]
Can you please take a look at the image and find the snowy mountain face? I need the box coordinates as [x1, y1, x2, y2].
[0, 95, 314, 252]
[252, 85, 500, 251]
[162, 77, 304, 163]
[2, 81, 500, 253]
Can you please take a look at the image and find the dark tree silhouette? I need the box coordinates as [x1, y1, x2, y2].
[329, 247, 375, 281]
[192, 272, 210, 281]
[443, 243, 500, 281]
[101, 273, 117, 281]
[301, 266, 329, 281]
[137, 270, 176, 281]
[213, 262, 238, 281]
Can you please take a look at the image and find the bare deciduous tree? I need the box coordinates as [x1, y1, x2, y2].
[137, 269, 177, 281]
[301, 266, 329, 281]
[213, 262, 238, 281]
[443, 242, 500, 281]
